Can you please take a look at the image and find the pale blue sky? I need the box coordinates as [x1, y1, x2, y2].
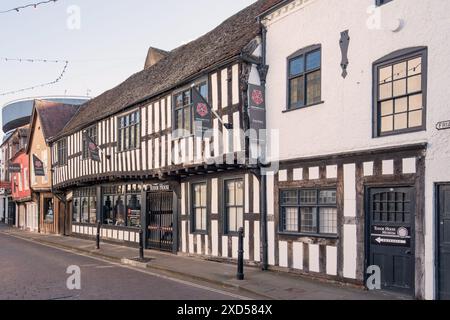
[0, 0, 256, 133]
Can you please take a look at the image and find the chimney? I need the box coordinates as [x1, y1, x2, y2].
[144, 47, 169, 70]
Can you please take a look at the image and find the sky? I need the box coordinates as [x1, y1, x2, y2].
[0, 0, 257, 138]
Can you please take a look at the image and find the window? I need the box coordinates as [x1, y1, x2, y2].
[101, 184, 142, 228]
[192, 182, 207, 232]
[173, 82, 208, 137]
[82, 126, 97, 159]
[288, 46, 321, 109]
[376, 0, 393, 6]
[43, 198, 54, 223]
[374, 47, 427, 136]
[224, 178, 244, 234]
[73, 188, 96, 224]
[73, 197, 80, 222]
[57, 139, 68, 166]
[118, 111, 141, 152]
[280, 189, 337, 235]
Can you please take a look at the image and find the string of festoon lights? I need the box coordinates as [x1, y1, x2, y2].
[0, 0, 58, 14]
[0, 57, 69, 96]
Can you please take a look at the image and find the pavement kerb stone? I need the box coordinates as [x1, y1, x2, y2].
[1, 230, 276, 300]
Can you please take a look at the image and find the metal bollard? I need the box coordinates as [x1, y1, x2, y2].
[237, 227, 244, 280]
[96, 222, 101, 250]
[139, 229, 144, 261]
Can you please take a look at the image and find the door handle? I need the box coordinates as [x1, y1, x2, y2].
[405, 250, 412, 255]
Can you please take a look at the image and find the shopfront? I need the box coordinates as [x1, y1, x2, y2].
[70, 182, 177, 251]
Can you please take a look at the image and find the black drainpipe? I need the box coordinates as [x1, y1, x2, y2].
[257, 19, 269, 271]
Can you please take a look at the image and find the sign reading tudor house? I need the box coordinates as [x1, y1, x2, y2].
[370, 225, 411, 247]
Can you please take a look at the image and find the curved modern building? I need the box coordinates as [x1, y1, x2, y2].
[2, 96, 89, 134]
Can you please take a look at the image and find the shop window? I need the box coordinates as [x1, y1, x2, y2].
[224, 178, 244, 234]
[280, 189, 337, 236]
[73, 187, 97, 224]
[101, 184, 142, 228]
[73, 197, 80, 222]
[43, 198, 54, 223]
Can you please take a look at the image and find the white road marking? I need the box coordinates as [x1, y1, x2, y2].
[0, 231, 252, 300]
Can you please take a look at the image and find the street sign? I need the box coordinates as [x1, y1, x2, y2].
[436, 120, 450, 131]
[370, 225, 411, 247]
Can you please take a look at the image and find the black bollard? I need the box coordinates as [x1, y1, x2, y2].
[139, 229, 144, 261]
[96, 222, 101, 249]
[237, 227, 244, 280]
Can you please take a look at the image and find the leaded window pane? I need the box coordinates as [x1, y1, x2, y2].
[300, 190, 317, 204]
[306, 70, 321, 105]
[300, 207, 317, 233]
[320, 208, 337, 234]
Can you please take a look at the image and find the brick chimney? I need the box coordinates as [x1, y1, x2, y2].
[144, 47, 169, 69]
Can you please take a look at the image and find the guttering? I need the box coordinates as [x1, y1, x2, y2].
[257, 0, 294, 19]
[257, 17, 269, 271]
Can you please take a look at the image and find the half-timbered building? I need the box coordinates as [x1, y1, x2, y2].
[50, 1, 269, 265]
[27, 100, 81, 235]
[260, 0, 450, 300]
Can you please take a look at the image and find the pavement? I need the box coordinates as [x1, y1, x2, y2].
[0, 224, 409, 300]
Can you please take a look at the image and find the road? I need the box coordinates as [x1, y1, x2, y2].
[0, 232, 247, 300]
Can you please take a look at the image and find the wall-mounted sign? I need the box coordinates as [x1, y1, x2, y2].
[436, 120, 450, 131]
[370, 225, 411, 247]
[146, 184, 171, 192]
[33, 154, 46, 176]
[8, 163, 21, 173]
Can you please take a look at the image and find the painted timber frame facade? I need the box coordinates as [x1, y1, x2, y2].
[50, 1, 267, 262]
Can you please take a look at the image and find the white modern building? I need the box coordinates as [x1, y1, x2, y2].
[260, 0, 450, 299]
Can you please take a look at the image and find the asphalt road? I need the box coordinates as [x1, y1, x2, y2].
[0, 232, 246, 300]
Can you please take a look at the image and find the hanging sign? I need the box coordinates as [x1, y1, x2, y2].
[436, 120, 450, 131]
[85, 133, 101, 162]
[33, 154, 45, 176]
[192, 87, 212, 137]
[370, 225, 411, 247]
[248, 84, 266, 142]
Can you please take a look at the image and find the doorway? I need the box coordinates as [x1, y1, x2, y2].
[437, 184, 450, 300]
[146, 191, 174, 252]
[367, 187, 415, 295]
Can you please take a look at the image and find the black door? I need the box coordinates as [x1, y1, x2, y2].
[367, 187, 415, 295]
[438, 185, 450, 300]
[7, 201, 16, 226]
[147, 191, 174, 252]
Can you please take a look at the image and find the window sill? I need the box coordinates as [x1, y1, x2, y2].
[117, 147, 141, 154]
[278, 232, 338, 239]
[374, 126, 425, 138]
[283, 101, 325, 113]
[191, 230, 208, 236]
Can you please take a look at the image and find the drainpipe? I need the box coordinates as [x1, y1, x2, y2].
[258, 20, 269, 271]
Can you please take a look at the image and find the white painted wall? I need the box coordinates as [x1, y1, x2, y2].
[263, 0, 450, 299]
